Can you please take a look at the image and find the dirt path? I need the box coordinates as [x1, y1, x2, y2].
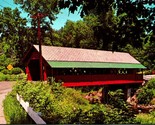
[0, 81, 14, 124]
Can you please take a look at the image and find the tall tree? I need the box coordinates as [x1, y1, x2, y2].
[58, 15, 103, 49]
[14, 0, 59, 31]
[58, 0, 155, 50]
[13, 0, 61, 49]
[14, 0, 59, 19]
[0, 7, 28, 66]
[14, 0, 155, 50]
[13, 0, 155, 69]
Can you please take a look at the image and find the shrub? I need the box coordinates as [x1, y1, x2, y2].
[108, 89, 125, 108]
[13, 80, 89, 124]
[137, 78, 155, 104]
[150, 98, 155, 105]
[1, 67, 23, 75]
[137, 87, 154, 104]
[146, 78, 155, 89]
[108, 89, 137, 124]
[1, 69, 11, 75]
[13, 80, 138, 124]
[0, 72, 27, 81]
[0, 73, 16, 81]
[135, 112, 155, 124]
[0, 65, 5, 71]
[11, 67, 23, 75]
[0, 72, 7, 81]
[3, 91, 34, 124]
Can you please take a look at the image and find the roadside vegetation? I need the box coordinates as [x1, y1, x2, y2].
[137, 78, 155, 105]
[3, 91, 34, 124]
[3, 78, 155, 124]
[135, 78, 155, 124]
[0, 67, 25, 81]
[4, 79, 137, 124]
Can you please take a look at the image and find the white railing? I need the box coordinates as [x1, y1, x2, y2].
[16, 94, 46, 124]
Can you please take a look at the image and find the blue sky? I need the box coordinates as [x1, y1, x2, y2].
[0, 0, 82, 30]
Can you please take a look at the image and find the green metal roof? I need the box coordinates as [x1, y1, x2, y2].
[47, 61, 146, 69]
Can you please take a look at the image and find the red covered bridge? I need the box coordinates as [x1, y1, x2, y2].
[23, 45, 146, 100]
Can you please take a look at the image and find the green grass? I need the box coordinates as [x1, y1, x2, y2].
[3, 91, 34, 124]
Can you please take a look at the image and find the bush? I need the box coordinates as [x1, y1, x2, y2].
[135, 112, 155, 124]
[11, 67, 23, 75]
[1, 67, 23, 75]
[0, 73, 15, 81]
[137, 78, 155, 104]
[137, 86, 154, 104]
[146, 78, 155, 89]
[0, 72, 27, 81]
[1, 69, 11, 75]
[0, 65, 5, 71]
[3, 91, 34, 124]
[13, 80, 89, 124]
[13, 80, 138, 124]
[0, 72, 7, 81]
[108, 89, 137, 124]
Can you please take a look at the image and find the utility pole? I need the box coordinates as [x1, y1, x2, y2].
[31, 13, 47, 81]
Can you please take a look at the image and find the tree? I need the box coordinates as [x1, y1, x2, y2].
[57, 14, 106, 49]
[0, 6, 56, 67]
[121, 32, 155, 70]
[14, 0, 155, 50]
[58, 0, 155, 50]
[14, 0, 59, 21]
[0, 7, 28, 66]
[142, 33, 155, 70]
[14, 0, 59, 31]
[12, 0, 155, 69]
[13, 0, 62, 51]
[60, 20, 92, 48]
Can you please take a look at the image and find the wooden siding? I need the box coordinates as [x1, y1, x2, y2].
[54, 74, 143, 87]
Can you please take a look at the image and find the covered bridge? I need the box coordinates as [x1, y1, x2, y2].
[23, 44, 146, 100]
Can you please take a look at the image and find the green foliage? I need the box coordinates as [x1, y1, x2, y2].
[108, 89, 137, 124]
[1, 67, 23, 75]
[137, 87, 153, 104]
[0, 66, 5, 71]
[0, 54, 13, 71]
[135, 112, 155, 124]
[11, 67, 23, 74]
[121, 40, 155, 70]
[108, 89, 125, 108]
[0, 66, 24, 81]
[0, 7, 28, 66]
[0, 72, 8, 81]
[14, 0, 59, 23]
[60, 19, 98, 49]
[0, 72, 27, 81]
[3, 91, 33, 124]
[14, 80, 88, 123]
[1, 69, 11, 75]
[142, 39, 155, 70]
[146, 78, 155, 89]
[57, 0, 154, 50]
[142, 70, 153, 75]
[137, 78, 155, 104]
[13, 80, 138, 124]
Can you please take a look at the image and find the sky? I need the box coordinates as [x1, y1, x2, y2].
[0, 0, 82, 30]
